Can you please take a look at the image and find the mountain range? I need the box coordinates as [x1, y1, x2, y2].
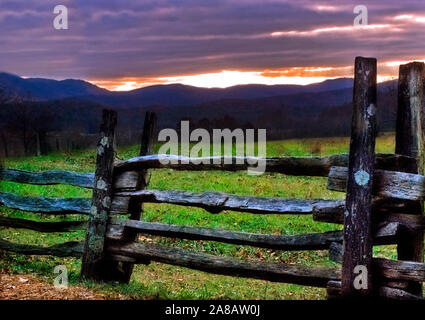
[0, 72, 356, 108]
[0, 72, 398, 145]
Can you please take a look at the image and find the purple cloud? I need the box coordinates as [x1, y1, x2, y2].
[0, 0, 423, 86]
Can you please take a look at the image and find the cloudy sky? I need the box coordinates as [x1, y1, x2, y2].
[0, 0, 424, 90]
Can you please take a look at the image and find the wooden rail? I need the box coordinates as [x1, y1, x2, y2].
[329, 244, 425, 283]
[313, 205, 425, 230]
[108, 218, 343, 250]
[115, 189, 345, 215]
[328, 166, 425, 201]
[113, 153, 414, 177]
[0, 239, 83, 257]
[327, 280, 423, 300]
[0, 154, 415, 189]
[0, 168, 94, 189]
[107, 218, 398, 249]
[106, 241, 341, 287]
[0, 192, 131, 215]
[0, 192, 91, 214]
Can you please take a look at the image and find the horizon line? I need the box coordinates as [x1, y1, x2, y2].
[1, 70, 399, 92]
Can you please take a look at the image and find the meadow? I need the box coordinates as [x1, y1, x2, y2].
[0, 134, 400, 299]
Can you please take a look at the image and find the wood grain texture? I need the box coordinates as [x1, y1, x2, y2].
[378, 286, 423, 300]
[81, 109, 118, 281]
[107, 218, 343, 250]
[314, 200, 425, 230]
[106, 241, 341, 287]
[0, 239, 83, 257]
[0, 168, 94, 188]
[108, 218, 399, 251]
[110, 218, 400, 255]
[330, 245, 425, 284]
[379, 213, 425, 232]
[395, 61, 425, 296]
[0, 192, 91, 214]
[375, 258, 425, 282]
[327, 166, 425, 201]
[0, 152, 412, 188]
[326, 280, 423, 300]
[115, 189, 345, 215]
[329, 250, 425, 283]
[396, 62, 425, 163]
[342, 56, 377, 297]
[113, 153, 413, 176]
[0, 188, 342, 217]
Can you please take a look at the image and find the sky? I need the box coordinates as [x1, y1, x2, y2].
[0, 0, 424, 90]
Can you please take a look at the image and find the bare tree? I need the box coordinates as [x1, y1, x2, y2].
[0, 86, 11, 157]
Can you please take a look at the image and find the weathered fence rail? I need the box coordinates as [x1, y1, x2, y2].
[0, 238, 83, 257]
[113, 153, 415, 175]
[0, 192, 91, 214]
[0, 168, 95, 188]
[106, 218, 398, 248]
[1, 57, 425, 299]
[106, 241, 341, 288]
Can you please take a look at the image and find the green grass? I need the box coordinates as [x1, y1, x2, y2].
[0, 133, 399, 299]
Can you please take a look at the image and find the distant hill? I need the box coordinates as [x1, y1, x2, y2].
[0, 72, 399, 155]
[0, 72, 108, 100]
[0, 72, 355, 107]
[149, 83, 398, 134]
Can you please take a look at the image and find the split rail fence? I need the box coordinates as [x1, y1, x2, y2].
[1, 57, 425, 299]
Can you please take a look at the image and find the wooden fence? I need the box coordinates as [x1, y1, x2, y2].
[1, 57, 425, 299]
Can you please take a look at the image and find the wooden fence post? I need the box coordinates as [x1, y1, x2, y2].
[81, 109, 117, 280]
[342, 57, 377, 297]
[395, 61, 425, 296]
[120, 111, 157, 283]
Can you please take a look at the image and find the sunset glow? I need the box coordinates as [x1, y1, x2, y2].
[90, 60, 408, 91]
[158, 71, 338, 88]
[113, 81, 143, 91]
[90, 68, 348, 91]
[394, 14, 425, 23]
[270, 24, 393, 37]
[385, 59, 425, 67]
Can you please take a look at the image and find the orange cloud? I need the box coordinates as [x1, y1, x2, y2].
[260, 66, 352, 78]
[89, 58, 424, 91]
[90, 77, 169, 91]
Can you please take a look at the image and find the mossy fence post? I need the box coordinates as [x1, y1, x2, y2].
[341, 57, 377, 297]
[81, 109, 117, 281]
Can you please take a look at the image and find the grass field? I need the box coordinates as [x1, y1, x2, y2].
[0, 134, 400, 299]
